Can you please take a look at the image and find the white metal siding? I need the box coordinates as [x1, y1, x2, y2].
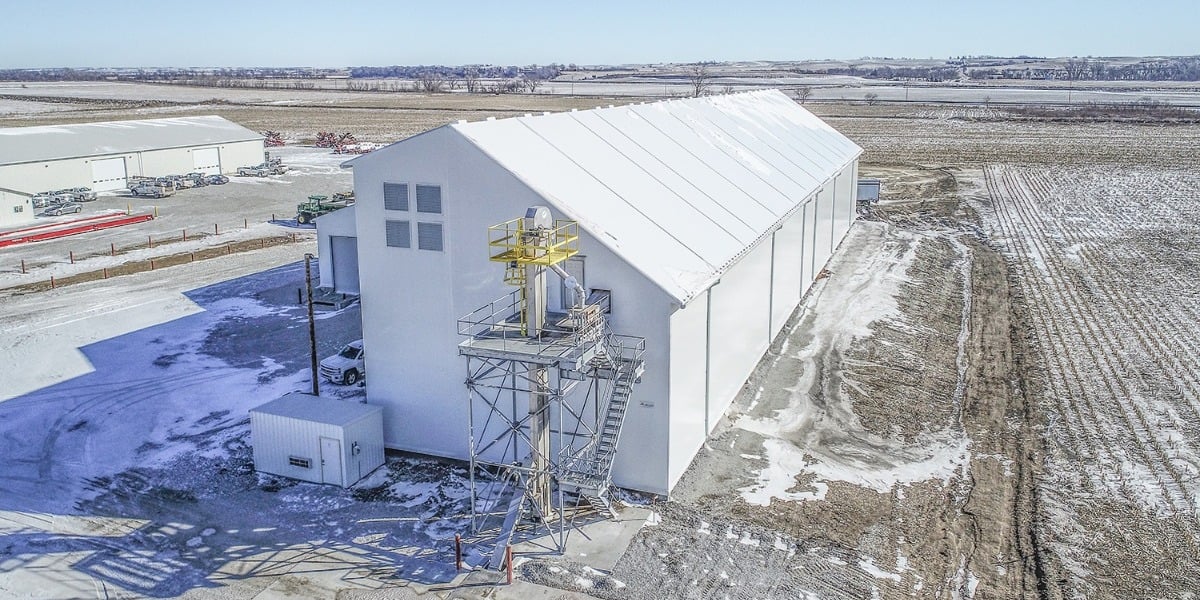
[251, 410, 339, 486]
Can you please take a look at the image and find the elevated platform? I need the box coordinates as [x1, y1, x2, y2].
[458, 292, 604, 369]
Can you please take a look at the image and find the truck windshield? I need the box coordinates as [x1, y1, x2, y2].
[339, 346, 360, 359]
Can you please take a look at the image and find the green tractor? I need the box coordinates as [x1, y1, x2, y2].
[296, 193, 353, 224]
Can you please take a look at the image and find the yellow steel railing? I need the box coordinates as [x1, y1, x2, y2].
[488, 218, 579, 267]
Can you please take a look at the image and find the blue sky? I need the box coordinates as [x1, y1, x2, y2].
[2, 0, 1193, 68]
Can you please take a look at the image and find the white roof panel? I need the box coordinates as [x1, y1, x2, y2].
[439, 90, 859, 303]
[251, 391, 382, 427]
[581, 107, 767, 242]
[0, 116, 263, 166]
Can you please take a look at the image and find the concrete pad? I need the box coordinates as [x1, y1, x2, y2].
[512, 505, 652, 572]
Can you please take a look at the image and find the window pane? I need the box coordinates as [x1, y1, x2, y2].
[417, 222, 443, 251]
[385, 220, 410, 248]
[415, 184, 442, 214]
[383, 183, 408, 211]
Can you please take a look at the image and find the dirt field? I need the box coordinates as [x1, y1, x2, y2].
[3, 85, 1199, 598]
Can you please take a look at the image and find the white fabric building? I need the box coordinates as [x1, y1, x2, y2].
[341, 90, 862, 495]
[0, 116, 265, 194]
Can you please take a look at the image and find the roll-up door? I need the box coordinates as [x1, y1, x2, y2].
[192, 148, 221, 175]
[90, 157, 127, 191]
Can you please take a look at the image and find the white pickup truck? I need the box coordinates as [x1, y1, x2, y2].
[320, 339, 364, 385]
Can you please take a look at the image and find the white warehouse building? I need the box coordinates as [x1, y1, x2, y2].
[338, 90, 862, 496]
[0, 116, 265, 194]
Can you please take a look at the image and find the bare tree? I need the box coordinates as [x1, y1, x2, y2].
[464, 68, 481, 93]
[522, 74, 543, 93]
[1088, 60, 1107, 80]
[688, 62, 714, 97]
[795, 86, 813, 104]
[419, 71, 445, 93]
[863, 92, 880, 105]
[721, 85, 734, 95]
[1064, 58, 1089, 81]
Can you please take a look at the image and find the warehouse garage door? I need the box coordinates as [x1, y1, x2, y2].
[90, 157, 127, 191]
[192, 148, 221, 175]
[330, 236, 360, 294]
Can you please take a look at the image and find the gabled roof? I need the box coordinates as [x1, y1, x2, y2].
[0, 116, 263, 166]
[349, 90, 862, 304]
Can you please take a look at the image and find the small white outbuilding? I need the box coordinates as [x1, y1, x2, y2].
[250, 392, 384, 488]
[0, 186, 34, 228]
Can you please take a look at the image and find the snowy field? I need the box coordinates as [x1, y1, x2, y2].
[6, 78, 1200, 107]
[0, 247, 498, 598]
[978, 164, 1200, 596]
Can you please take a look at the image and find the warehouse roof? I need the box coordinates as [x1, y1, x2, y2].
[348, 90, 862, 304]
[251, 392, 382, 427]
[0, 116, 263, 166]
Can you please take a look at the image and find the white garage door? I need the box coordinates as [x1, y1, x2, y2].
[192, 148, 221, 175]
[90, 157, 127, 191]
[330, 236, 360, 295]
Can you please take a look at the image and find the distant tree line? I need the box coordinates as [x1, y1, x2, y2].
[810, 65, 962, 82]
[970, 57, 1200, 82]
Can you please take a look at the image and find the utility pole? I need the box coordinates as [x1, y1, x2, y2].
[304, 253, 319, 396]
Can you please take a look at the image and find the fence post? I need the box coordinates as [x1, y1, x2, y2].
[150, 259, 155, 270]
[148, 235, 153, 249]
[455, 534, 462, 572]
[244, 218, 248, 229]
[183, 228, 187, 241]
[215, 223, 219, 235]
[103, 267, 108, 279]
[21, 259, 26, 274]
[111, 243, 115, 256]
[50, 275, 55, 289]
[69, 251, 74, 264]
[505, 545, 513, 584]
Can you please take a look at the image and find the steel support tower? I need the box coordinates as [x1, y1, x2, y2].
[458, 207, 645, 568]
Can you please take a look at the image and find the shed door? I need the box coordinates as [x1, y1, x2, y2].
[320, 436, 343, 485]
[330, 236, 360, 295]
[90, 157, 127, 191]
[192, 148, 221, 175]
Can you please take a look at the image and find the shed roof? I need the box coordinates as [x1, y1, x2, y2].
[0, 116, 263, 166]
[349, 90, 861, 304]
[251, 392, 382, 427]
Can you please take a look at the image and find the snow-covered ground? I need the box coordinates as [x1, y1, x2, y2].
[0, 246, 486, 598]
[736, 223, 971, 506]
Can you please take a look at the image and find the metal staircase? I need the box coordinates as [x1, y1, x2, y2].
[559, 335, 644, 512]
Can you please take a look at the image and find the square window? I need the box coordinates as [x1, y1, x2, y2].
[385, 219, 411, 248]
[415, 184, 442, 214]
[383, 182, 409, 211]
[417, 222, 444, 251]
